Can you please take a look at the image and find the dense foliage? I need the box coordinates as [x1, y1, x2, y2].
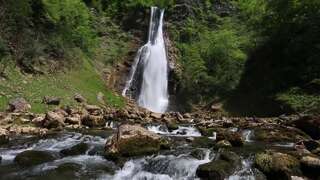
[0, 0, 319, 115]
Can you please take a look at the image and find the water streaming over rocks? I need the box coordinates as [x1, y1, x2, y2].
[0, 126, 270, 180]
[147, 124, 202, 137]
[122, 7, 169, 113]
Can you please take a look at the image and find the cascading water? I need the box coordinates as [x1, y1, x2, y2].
[122, 7, 169, 113]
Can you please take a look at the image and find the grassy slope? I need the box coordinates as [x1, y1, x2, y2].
[0, 56, 124, 113]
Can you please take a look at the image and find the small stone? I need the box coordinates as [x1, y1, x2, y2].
[150, 112, 162, 119]
[42, 96, 60, 105]
[74, 93, 87, 103]
[97, 92, 105, 104]
[31, 115, 45, 127]
[183, 113, 191, 118]
[216, 140, 232, 148]
[65, 116, 81, 125]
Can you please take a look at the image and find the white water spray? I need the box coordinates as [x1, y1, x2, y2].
[122, 7, 169, 113]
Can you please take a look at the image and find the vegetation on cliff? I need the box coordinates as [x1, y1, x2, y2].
[0, 0, 319, 116]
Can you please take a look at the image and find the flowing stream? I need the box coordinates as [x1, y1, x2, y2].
[0, 125, 299, 179]
[122, 7, 169, 113]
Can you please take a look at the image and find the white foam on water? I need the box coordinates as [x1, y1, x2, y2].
[242, 130, 254, 143]
[100, 149, 212, 180]
[228, 159, 256, 180]
[147, 125, 202, 137]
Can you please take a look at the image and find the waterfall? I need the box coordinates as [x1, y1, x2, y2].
[122, 7, 169, 113]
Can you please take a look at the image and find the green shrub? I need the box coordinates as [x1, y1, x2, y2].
[42, 0, 97, 52]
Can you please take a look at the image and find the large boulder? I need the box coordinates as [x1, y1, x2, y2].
[14, 150, 56, 166]
[0, 128, 9, 145]
[105, 124, 169, 159]
[254, 125, 309, 142]
[196, 150, 240, 180]
[300, 156, 320, 178]
[254, 152, 301, 180]
[43, 111, 65, 128]
[293, 115, 320, 139]
[7, 98, 31, 112]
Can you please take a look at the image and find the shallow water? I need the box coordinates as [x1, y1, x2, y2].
[0, 125, 297, 180]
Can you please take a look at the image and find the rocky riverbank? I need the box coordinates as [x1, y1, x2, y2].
[0, 96, 320, 179]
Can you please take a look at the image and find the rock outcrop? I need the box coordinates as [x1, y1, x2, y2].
[14, 150, 56, 166]
[7, 98, 31, 112]
[105, 124, 169, 159]
[255, 152, 301, 180]
[196, 150, 240, 180]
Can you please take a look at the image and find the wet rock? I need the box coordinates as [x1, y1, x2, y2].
[74, 93, 86, 103]
[186, 137, 194, 143]
[254, 152, 301, 180]
[60, 143, 89, 156]
[56, 162, 82, 173]
[293, 115, 320, 139]
[191, 137, 215, 148]
[0, 128, 9, 145]
[254, 125, 309, 142]
[219, 131, 244, 147]
[43, 96, 60, 105]
[300, 156, 320, 178]
[196, 150, 240, 180]
[190, 149, 207, 160]
[105, 124, 168, 159]
[14, 150, 56, 166]
[43, 111, 65, 129]
[215, 140, 232, 149]
[81, 115, 105, 127]
[166, 121, 179, 131]
[8, 98, 31, 112]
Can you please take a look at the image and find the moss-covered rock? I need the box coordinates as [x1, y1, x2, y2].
[166, 121, 179, 131]
[254, 125, 309, 142]
[14, 150, 56, 166]
[254, 151, 301, 180]
[191, 137, 215, 148]
[196, 150, 240, 180]
[60, 143, 89, 156]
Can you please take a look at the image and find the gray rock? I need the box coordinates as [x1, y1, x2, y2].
[8, 98, 31, 112]
[14, 150, 56, 166]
